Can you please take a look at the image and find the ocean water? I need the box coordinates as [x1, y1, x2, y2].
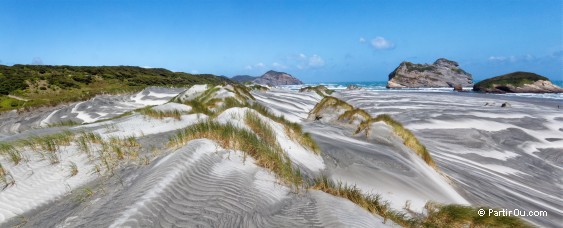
[284, 80, 563, 100]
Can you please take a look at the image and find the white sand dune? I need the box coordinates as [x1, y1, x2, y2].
[1, 85, 560, 227]
[0, 145, 96, 223]
[338, 90, 563, 227]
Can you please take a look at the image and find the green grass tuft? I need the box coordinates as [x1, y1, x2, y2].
[338, 108, 371, 124]
[250, 103, 320, 154]
[169, 120, 303, 188]
[310, 96, 354, 118]
[310, 176, 415, 226]
[0, 163, 16, 190]
[299, 85, 334, 97]
[0, 143, 23, 165]
[47, 120, 80, 127]
[372, 114, 435, 168]
[67, 161, 79, 177]
[310, 176, 530, 227]
[138, 106, 183, 120]
[422, 202, 532, 228]
[248, 84, 269, 91]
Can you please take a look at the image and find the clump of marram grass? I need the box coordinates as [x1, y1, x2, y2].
[309, 96, 353, 118]
[309, 176, 414, 226]
[250, 103, 320, 154]
[313, 96, 434, 168]
[358, 114, 435, 168]
[244, 111, 278, 146]
[249, 84, 269, 91]
[309, 176, 531, 228]
[179, 85, 253, 117]
[233, 84, 256, 100]
[299, 85, 334, 97]
[183, 99, 215, 116]
[47, 119, 80, 127]
[338, 108, 371, 124]
[0, 163, 16, 189]
[26, 130, 75, 153]
[0, 143, 23, 165]
[168, 120, 302, 188]
[67, 161, 78, 177]
[355, 116, 435, 167]
[138, 106, 183, 120]
[175, 84, 320, 155]
[422, 202, 531, 228]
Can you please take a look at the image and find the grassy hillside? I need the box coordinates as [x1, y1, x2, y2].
[0, 65, 232, 112]
[474, 71, 548, 90]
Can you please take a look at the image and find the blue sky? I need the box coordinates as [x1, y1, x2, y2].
[1, 0, 561, 83]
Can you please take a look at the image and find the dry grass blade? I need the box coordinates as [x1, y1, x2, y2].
[169, 120, 302, 188]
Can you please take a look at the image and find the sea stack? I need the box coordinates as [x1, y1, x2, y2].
[387, 58, 473, 88]
[473, 71, 563, 93]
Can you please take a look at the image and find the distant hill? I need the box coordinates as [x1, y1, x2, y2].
[0, 65, 233, 112]
[231, 75, 257, 83]
[231, 70, 303, 86]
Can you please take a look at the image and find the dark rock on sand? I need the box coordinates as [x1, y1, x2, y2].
[473, 72, 563, 93]
[387, 58, 473, 88]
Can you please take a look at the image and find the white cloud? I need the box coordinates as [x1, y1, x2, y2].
[245, 62, 267, 70]
[272, 62, 287, 69]
[488, 54, 536, 63]
[359, 37, 366, 43]
[370, 36, 394, 50]
[291, 53, 325, 69]
[308, 54, 325, 68]
[488, 56, 507, 61]
[245, 54, 325, 71]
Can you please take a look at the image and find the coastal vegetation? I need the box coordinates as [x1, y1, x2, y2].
[0, 65, 232, 112]
[138, 106, 184, 120]
[311, 96, 435, 167]
[173, 85, 320, 154]
[168, 120, 303, 189]
[475, 71, 548, 89]
[248, 84, 269, 91]
[0, 84, 531, 227]
[0, 129, 147, 183]
[299, 85, 334, 97]
[313, 174, 530, 227]
[473, 71, 562, 93]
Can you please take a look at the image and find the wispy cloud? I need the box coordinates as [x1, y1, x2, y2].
[359, 37, 366, 43]
[272, 62, 287, 70]
[295, 53, 325, 69]
[488, 54, 536, 63]
[370, 36, 395, 50]
[308, 54, 325, 67]
[245, 53, 325, 71]
[245, 62, 267, 70]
